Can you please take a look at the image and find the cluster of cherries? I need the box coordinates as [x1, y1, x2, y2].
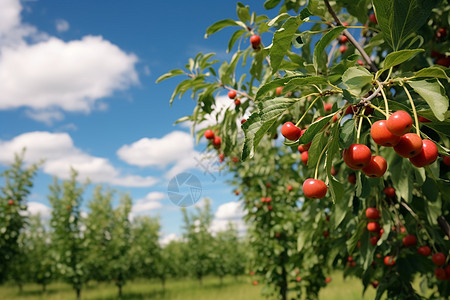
[204, 129, 222, 150]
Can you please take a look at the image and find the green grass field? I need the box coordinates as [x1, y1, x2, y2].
[0, 274, 378, 300]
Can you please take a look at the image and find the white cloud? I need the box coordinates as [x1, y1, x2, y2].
[210, 201, 246, 234]
[131, 191, 165, 214]
[25, 109, 64, 125]
[117, 131, 201, 178]
[160, 233, 180, 246]
[0, 0, 139, 123]
[0, 131, 157, 187]
[27, 201, 52, 218]
[55, 19, 69, 32]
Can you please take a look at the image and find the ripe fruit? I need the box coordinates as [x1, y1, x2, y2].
[339, 35, 348, 44]
[444, 156, 450, 166]
[276, 86, 283, 96]
[436, 57, 450, 67]
[249, 271, 254, 276]
[348, 173, 356, 184]
[228, 90, 237, 99]
[362, 155, 387, 178]
[367, 222, 381, 232]
[287, 185, 293, 191]
[250, 35, 261, 49]
[324, 103, 332, 111]
[371, 281, 379, 288]
[386, 111, 413, 136]
[402, 235, 417, 247]
[204, 129, 215, 140]
[432, 253, 446, 266]
[325, 277, 332, 284]
[435, 268, 447, 280]
[267, 205, 273, 211]
[331, 166, 337, 176]
[384, 187, 395, 198]
[219, 153, 225, 163]
[298, 145, 306, 153]
[296, 276, 302, 282]
[266, 182, 271, 188]
[8, 199, 14, 205]
[357, 59, 364, 66]
[394, 133, 423, 158]
[369, 13, 377, 24]
[384, 256, 395, 266]
[252, 280, 258, 285]
[418, 116, 431, 123]
[417, 246, 431, 257]
[366, 207, 381, 220]
[213, 136, 222, 148]
[301, 151, 308, 165]
[409, 139, 438, 167]
[241, 119, 247, 124]
[348, 256, 353, 262]
[345, 105, 355, 115]
[303, 179, 327, 199]
[436, 27, 447, 39]
[323, 231, 329, 238]
[281, 122, 302, 141]
[370, 236, 379, 246]
[343, 144, 372, 169]
[234, 190, 240, 195]
[234, 99, 241, 106]
[232, 157, 239, 163]
[370, 120, 401, 147]
[339, 44, 348, 53]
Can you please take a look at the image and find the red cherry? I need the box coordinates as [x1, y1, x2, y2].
[339, 45, 348, 53]
[409, 139, 438, 167]
[234, 99, 241, 106]
[379, 228, 384, 238]
[204, 129, 215, 140]
[394, 133, 423, 158]
[342, 22, 349, 26]
[366, 207, 381, 220]
[241, 119, 247, 124]
[296, 276, 302, 282]
[287, 185, 293, 191]
[228, 90, 237, 99]
[348, 256, 353, 262]
[331, 166, 337, 176]
[265, 197, 272, 203]
[213, 136, 222, 148]
[324, 103, 333, 112]
[8, 199, 14, 206]
[436, 28, 447, 39]
[303, 179, 327, 199]
[343, 144, 372, 169]
[323, 231, 329, 238]
[339, 35, 348, 44]
[431, 50, 444, 58]
[252, 280, 258, 285]
[367, 222, 380, 232]
[445, 265, 450, 277]
[357, 59, 364, 66]
[250, 35, 261, 49]
[436, 57, 450, 67]
[348, 173, 356, 184]
[219, 153, 225, 163]
[435, 268, 447, 280]
[301, 151, 308, 165]
[370, 236, 379, 246]
[281, 122, 302, 141]
[387, 111, 413, 136]
[402, 235, 417, 247]
[369, 13, 377, 24]
[432, 253, 446, 266]
[418, 116, 431, 123]
[384, 255, 395, 266]
[267, 205, 273, 211]
[417, 246, 431, 257]
[384, 187, 395, 198]
[444, 156, 450, 166]
[362, 155, 387, 178]
[371, 281, 379, 288]
[370, 120, 401, 147]
[345, 105, 355, 115]
[266, 182, 271, 188]
[298, 145, 306, 153]
[232, 157, 239, 163]
[249, 271, 254, 276]
[325, 277, 332, 284]
[364, 106, 374, 116]
[276, 86, 283, 96]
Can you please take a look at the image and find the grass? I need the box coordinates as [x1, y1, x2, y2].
[0, 273, 379, 300]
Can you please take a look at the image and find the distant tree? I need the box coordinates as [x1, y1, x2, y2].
[0, 150, 39, 283]
[48, 169, 87, 300]
[162, 240, 189, 279]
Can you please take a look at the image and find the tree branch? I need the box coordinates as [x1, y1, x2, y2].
[438, 216, 450, 239]
[323, 0, 378, 72]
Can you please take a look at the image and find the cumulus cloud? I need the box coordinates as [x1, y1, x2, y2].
[160, 233, 180, 246]
[27, 201, 52, 219]
[55, 19, 69, 32]
[0, 0, 139, 124]
[131, 191, 165, 214]
[0, 131, 157, 187]
[117, 131, 201, 178]
[211, 201, 246, 234]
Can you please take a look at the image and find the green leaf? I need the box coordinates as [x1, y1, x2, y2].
[380, 49, 424, 71]
[339, 118, 355, 148]
[313, 26, 346, 72]
[299, 7, 313, 20]
[342, 89, 359, 104]
[270, 17, 303, 74]
[298, 114, 333, 145]
[263, 0, 281, 9]
[307, 0, 327, 18]
[327, 122, 345, 207]
[307, 132, 327, 169]
[372, 0, 438, 50]
[414, 67, 450, 80]
[340, 0, 370, 24]
[342, 66, 373, 96]
[259, 97, 298, 122]
[205, 19, 241, 37]
[283, 76, 329, 92]
[236, 3, 251, 23]
[267, 13, 291, 27]
[155, 69, 185, 83]
[227, 29, 246, 53]
[255, 75, 304, 101]
[390, 155, 413, 202]
[242, 113, 277, 160]
[346, 220, 365, 253]
[407, 79, 449, 121]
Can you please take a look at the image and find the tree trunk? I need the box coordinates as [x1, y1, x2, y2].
[118, 284, 122, 298]
[198, 275, 203, 286]
[76, 288, 81, 300]
[42, 283, 46, 292]
[280, 252, 288, 300]
[18, 283, 23, 293]
[219, 275, 223, 285]
[161, 277, 166, 290]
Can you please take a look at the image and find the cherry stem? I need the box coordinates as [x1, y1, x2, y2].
[222, 85, 256, 101]
[369, 103, 388, 118]
[356, 109, 364, 144]
[377, 82, 390, 119]
[385, 67, 393, 83]
[295, 96, 321, 127]
[314, 144, 329, 180]
[323, 0, 378, 72]
[400, 201, 438, 253]
[402, 84, 420, 136]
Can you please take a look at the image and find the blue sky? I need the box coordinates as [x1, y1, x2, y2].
[0, 0, 278, 242]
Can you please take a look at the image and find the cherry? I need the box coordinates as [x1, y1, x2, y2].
[331, 166, 337, 176]
[348, 173, 356, 184]
[370, 120, 401, 147]
[232, 157, 239, 163]
[267, 205, 273, 211]
[409, 139, 438, 167]
[417, 246, 431, 257]
[204, 129, 215, 140]
[234, 99, 241, 106]
[339, 45, 348, 53]
[384, 187, 395, 198]
[366, 207, 380, 220]
[281, 122, 301, 141]
[339, 35, 348, 44]
[371, 281, 379, 288]
[276, 86, 283, 96]
[324, 103, 332, 111]
[266, 197, 272, 203]
[379, 228, 384, 238]
[435, 268, 447, 280]
[384, 255, 395, 266]
[250, 35, 261, 49]
[241, 119, 247, 124]
[332, 114, 338, 122]
[418, 116, 431, 123]
[287, 185, 293, 191]
[296, 276, 302, 282]
[370, 236, 379, 246]
[432, 253, 446, 266]
[213, 136, 222, 148]
[431, 50, 444, 58]
[387, 111, 413, 136]
[367, 222, 380, 232]
[266, 182, 271, 188]
[219, 153, 225, 163]
[325, 277, 332, 284]
[444, 156, 450, 166]
[369, 13, 377, 24]
[357, 59, 364, 66]
[393, 133, 423, 158]
[402, 235, 417, 247]
[345, 105, 355, 115]
[323, 231, 329, 238]
[446, 265, 450, 278]
[252, 280, 258, 285]
[362, 155, 387, 178]
[436, 28, 447, 39]
[228, 90, 237, 99]
[436, 57, 450, 67]
[348, 256, 353, 262]
[303, 179, 327, 199]
[343, 144, 372, 169]
[301, 151, 308, 165]
[234, 190, 240, 195]
[249, 271, 255, 276]
[8, 199, 14, 205]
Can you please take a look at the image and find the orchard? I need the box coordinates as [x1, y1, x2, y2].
[159, 0, 450, 299]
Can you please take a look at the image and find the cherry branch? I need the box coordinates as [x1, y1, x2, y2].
[221, 84, 255, 101]
[437, 216, 450, 239]
[323, 0, 378, 72]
